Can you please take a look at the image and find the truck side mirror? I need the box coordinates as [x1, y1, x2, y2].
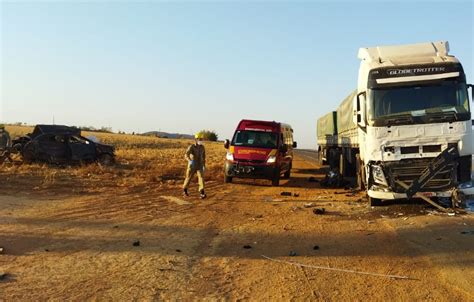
[224, 139, 230, 149]
[292, 141, 297, 148]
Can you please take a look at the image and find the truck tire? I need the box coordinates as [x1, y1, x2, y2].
[224, 175, 233, 183]
[283, 162, 292, 179]
[272, 168, 280, 186]
[369, 196, 382, 206]
[339, 153, 346, 177]
[356, 154, 365, 190]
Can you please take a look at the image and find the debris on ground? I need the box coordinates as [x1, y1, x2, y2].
[161, 196, 192, 205]
[320, 169, 348, 188]
[0, 247, 3, 254]
[313, 245, 320, 250]
[261, 255, 411, 280]
[293, 193, 300, 197]
[0, 272, 8, 281]
[132, 240, 140, 247]
[289, 251, 297, 257]
[304, 203, 315, 208]
[281, 192, 292, 196]
[176, 249, 182, 252]
[460, 230, 474, 235]
[308, 177, 319, 182]
[313, 208, 326, 215]
[291, 206, 302, 212]
[243, 245, 252, 249]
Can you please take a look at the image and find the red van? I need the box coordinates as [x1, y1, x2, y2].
[224, 119, 297, 186]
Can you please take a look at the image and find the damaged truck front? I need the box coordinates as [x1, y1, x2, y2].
[339, 41, 474, 206]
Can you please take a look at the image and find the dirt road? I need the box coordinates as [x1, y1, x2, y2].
[1, 151, 473, 301]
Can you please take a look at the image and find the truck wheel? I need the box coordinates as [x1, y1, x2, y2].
[369, 196, 382, 206]
[356, 154, 365, 190]
[272, 168, 280, 186]
[339, 153, 346, 177]
[283, 163, 292, 179]
[224, 175, 233, 183]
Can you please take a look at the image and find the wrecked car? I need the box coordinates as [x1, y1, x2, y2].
[16, 124, 115, 165]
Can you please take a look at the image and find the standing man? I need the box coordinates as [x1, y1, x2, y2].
[0, 124, 12, 163]
[0, 124, 11, 150]
[183, 133, 207, 199]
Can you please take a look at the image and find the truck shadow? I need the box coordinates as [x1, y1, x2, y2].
[1, 217, 472, 267]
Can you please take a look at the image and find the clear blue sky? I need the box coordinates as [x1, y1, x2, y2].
[1, 1, 473, 148]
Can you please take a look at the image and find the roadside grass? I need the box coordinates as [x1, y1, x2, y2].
[2, 125, 225, 194]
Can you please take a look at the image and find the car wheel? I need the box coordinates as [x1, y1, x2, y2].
[98, 153, 114, 166]
[12, 143, 22, 154]
[21, 143, 36, 163]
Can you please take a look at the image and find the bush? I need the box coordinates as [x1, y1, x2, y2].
[197, 130, 218, 142]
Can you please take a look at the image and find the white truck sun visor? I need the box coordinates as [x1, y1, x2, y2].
[376, 72, 460, 84]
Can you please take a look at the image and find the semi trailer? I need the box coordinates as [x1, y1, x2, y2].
[317, 41, 474, 206]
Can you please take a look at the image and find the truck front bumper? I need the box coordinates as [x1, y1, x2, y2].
[368, 181, 474, 200]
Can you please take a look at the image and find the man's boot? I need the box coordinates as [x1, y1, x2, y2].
[200, 189, 207, 199]
[183, 188, 189, 197]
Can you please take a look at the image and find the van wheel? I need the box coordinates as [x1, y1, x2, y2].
[272, 168, 280, 186]
[224, 175, 233, 183]
[369, 196, 382, 206]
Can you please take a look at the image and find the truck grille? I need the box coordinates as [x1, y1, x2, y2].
[384, 158, 457, 193]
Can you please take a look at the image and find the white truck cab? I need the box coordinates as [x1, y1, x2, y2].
[352, 41, 474, 205]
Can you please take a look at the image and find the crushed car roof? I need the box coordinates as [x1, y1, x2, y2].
[31, 125, 81, 138]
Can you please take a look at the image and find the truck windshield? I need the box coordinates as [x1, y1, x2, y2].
[369, 81, 469, 125]
[232, 131, 278, 149]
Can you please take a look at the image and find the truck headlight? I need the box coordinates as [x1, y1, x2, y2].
[372, 165, 388, 186]
[267, 156, 277, 163]
[226, 152, 234, 161]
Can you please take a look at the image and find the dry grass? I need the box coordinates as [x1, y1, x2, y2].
[2, 125, 225, 195]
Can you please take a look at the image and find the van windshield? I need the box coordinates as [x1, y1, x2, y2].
[232, 131, 278, 149]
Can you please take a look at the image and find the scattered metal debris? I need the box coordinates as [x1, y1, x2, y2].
[289, 251, 297, 257]
[161, 196, 192, 205]
[261, 255, 412, 280]
[313, 208, 326, 215]
[132, 240, 140, 247]
[320, 169, 347, 188]
[243, 245, 252, 249]
[281, 192, 292, 196]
